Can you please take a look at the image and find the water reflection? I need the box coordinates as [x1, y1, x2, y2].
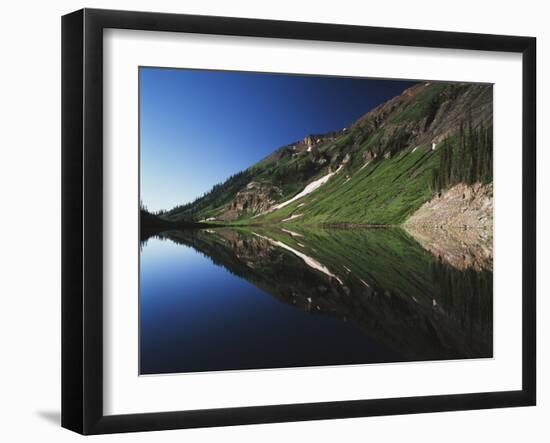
[140, 227, 492, 374]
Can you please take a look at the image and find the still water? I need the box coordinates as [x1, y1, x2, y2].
[140, 227, 492, 375]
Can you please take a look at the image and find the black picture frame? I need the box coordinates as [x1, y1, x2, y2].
[62, 8, 536, 435]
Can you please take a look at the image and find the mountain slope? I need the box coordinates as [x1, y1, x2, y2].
[163, 81, 493, 226]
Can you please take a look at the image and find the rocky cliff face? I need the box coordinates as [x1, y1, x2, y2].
[350, 82, 492, 160]
[218, 181, 282, 221]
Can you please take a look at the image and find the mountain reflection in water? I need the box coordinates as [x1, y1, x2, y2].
[139, 227, 492, 374]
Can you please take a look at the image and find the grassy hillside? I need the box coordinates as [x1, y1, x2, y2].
[248, 146, 440, 225]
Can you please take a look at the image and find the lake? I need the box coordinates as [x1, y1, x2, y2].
[139, 227, 492, 375]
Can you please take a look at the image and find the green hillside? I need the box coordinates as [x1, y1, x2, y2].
[250, 146, 439, 225]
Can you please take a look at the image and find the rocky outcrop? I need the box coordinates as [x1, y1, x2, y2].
[405, 183, 493, 229]
[351, 82, 493, 159]
[219, 181, 282, 221]
[292, 134, 335, 153]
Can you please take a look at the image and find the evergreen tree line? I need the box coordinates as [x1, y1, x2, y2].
[170, 169, 253, 218]
[139, 201, 167, 218]
[431, 122, 493, 192]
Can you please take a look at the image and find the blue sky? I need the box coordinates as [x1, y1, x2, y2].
[140, 67, 416, 212]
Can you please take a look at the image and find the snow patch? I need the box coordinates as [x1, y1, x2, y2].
[359, 160, 371, 172]
[282, 213, 303, 222]
[272, 163, 344, 211]
[432, 142, 437, 151]
[253, 233, 343, 284]
[282, 228, 304, 237]
[307, 146, 312, 152]
[360, 279, 371, 288]
[411, 146, 418, 153]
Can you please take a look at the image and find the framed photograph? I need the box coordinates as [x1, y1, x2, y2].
[62, 8, 536, 434]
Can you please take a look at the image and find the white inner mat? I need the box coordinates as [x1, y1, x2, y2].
[103, 28, 523, 415]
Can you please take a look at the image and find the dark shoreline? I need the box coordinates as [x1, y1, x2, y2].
[140, 210, 220, 241]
